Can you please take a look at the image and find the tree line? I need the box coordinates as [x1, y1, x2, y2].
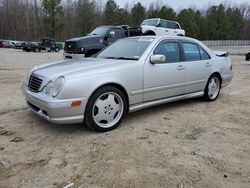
[0, 0, 250, 41]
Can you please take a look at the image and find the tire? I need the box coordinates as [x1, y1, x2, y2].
[55, 47, 60, 52]
[84, 86, 127, 132]
[143, 31, 156, 36]
[203, 75, 221, 101]
[246, 55, 250, 61]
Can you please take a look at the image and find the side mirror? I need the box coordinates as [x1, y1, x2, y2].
[109, 31, 115, 38]
[150, 54, 166, 64]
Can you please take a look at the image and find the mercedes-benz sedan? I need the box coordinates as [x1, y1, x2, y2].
[21, 36, 233, 132]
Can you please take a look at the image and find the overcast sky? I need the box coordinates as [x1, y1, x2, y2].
[113, 0, 249, 11]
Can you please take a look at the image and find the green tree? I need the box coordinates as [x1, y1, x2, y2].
[104, 0, 119, 25]
[177, 9, 200, 38]
[206, 4, 231, 39]
[226, 7, 244, 39]
[194, 10, 208, 40]
[116, 8, 132, 25]
[131, 2, 145, 26]
[158, 6, 176, 20]
[77, 0, 97, 35]
[41, 0, 63, 38]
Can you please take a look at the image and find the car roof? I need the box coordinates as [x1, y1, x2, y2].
[144, 18, 178, 24]
[128, 35, 197, 42]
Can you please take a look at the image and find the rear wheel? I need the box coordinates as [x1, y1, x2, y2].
[143, 31, 156, 36]
[203, 75, 221, 101]
[84, 86, 127, 132]
[246, 54, 250, 61]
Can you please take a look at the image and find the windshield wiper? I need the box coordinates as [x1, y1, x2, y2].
[104, 57, 138, 60]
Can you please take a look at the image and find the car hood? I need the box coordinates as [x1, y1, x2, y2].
[66, 35, 103, 45]
[32, 58, 137, 81]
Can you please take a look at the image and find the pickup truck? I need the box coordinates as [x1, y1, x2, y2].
[141, 18, 185, 36]
[64, 25, 142, 59]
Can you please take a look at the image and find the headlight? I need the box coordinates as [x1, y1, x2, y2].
[52, 77, 65, 97]
[45, 81, 52, 95]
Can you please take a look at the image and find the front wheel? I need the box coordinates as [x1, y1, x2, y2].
[84, 86, 127, 132]
[203, 75, 221, 101]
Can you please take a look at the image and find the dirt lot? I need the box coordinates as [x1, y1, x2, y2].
[0, 48, 250, 188]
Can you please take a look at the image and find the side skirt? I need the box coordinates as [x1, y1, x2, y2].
[129, 91, 204, 113]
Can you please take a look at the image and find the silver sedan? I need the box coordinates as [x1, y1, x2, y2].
[21, 36, 233, 132]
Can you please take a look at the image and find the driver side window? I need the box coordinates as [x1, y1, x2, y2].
[153, 41, 181, 63]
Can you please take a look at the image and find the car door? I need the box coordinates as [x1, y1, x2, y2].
[156, 20, 170, 36]
[166, 21, 177, 36]
[181, 42, 212, 94]
[143, 40, 185, 102]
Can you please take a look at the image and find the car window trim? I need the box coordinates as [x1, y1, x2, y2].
[198, 45, 211, 60]
[153, 39, 182, 64]
[180, 41, 203, 62]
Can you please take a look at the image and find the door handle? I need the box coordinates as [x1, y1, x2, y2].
[177, 65, 185, 70]
[205, 62, 211, 67]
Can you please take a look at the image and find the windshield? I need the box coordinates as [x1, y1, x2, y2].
[96, 38, 153, 60]
[141, 19, 159, 26]
[90, 27, 109, 36]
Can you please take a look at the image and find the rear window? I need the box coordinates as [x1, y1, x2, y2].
[183, 42, 211, 61]
[168, 22, 179, 29]
[182, 43, 200, 61]
[199, 46, 210, 60]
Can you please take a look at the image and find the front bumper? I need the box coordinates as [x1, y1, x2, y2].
[63, 52, 85, 60]
[21, 83, 86, 124]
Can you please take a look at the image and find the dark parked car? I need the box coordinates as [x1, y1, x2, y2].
[22, 42, 38, 52]
[0, 40, 4, 48]
[0, 40, 13, 48]
[246, 51, 250, 61]
[23, 38, 60, 52]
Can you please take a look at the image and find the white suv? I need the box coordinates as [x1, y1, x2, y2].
[141, 18, 185, 36]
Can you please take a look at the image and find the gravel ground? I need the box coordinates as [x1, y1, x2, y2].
[0, 48, 250, 188]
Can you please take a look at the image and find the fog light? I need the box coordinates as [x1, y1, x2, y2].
[71, 101, 81, 107]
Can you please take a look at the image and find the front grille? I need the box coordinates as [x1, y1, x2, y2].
[28, 74, 43, 92]
[65, 41, 78, 53]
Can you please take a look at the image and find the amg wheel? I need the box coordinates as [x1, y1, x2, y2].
[203, 75, 221, 101]
[84, 86, 127, 132]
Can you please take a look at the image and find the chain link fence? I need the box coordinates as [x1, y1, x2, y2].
[201, 40, 250, 55]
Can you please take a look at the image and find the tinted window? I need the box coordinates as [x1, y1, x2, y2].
[141, 19, 158, 26]
[199, 46, 210, 60]
[168, 22, 178, 29]
[90, 27, 109, 36]
[111, 28, 123, 38]
[183, 43, 201, 61]
[158, 20, 168, 28]
[154, 42, 180, 63]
